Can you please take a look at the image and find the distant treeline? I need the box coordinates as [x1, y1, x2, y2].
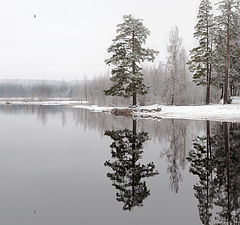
[0, 80, 85, 100]
[0, 60, 220, 105]
[82, 63, 220, 106]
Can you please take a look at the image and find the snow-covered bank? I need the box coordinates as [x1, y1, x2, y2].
[134, 104, 240, 122]
[73, 100, 240, 123]
[0, 97, 240, 122]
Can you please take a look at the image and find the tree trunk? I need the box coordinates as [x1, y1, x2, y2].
[133, 93, 137, 106]
[206, 120, 210, 218]
[206, 11, 210, 105]
[132, 119, 137, 198]
[206, 71, 210, 104]
[171, 73, 175, 105]
[223, 122, 231, 222]
[209, 62, 212, 103]
[220, 84, 224, 99]
[132, 30, 137, 106]
[224, 3, 230, 104]
[208, 35, 213, 105]
[171, 93, 174, 105]
[209, 39, 213, 104]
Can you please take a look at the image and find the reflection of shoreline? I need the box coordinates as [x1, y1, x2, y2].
[0, 104, 205, 139]
[0, 104, 204, 193]
[0, 104, 133, 129]
[160, 119, 187, 193]
[0, 105, 67, 127]
[104, 119, 159, 211]
[2, 99, 240, 123]
[2, 104, 240, 220]
[187, 121, 240, 224]
[0, 105, 211, 195]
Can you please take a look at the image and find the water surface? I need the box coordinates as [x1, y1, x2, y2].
[0, 105, 239, 225]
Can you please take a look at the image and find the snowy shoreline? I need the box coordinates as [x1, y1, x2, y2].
[73, 103, 240, 123]
[0, 98, 87, 106]
[0, 97, 240, 123]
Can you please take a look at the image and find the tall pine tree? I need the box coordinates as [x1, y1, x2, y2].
[215, 0, 240, 104]
[187, 0, 213, 105]
[104, 15, 158, 106]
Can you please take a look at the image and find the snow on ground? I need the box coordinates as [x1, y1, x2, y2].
[0, 97, 240, 122]
[134, 103, 240, 122]
[73, 100, 240, 123]
[232, 96, 240, 104]
[72, 104, 114, 112]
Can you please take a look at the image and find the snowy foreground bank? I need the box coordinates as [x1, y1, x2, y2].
[73, 96, 240, 122]
[1, 97, 240, 122]
[73, 102, 240, 122]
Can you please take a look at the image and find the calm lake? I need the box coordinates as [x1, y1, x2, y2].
[0, 105, 239, 225]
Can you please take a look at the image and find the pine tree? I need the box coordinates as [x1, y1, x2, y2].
[187, 0, 213, 105]
[104, 120, 158, 210]
[187, 121, 216, 224]
[215, 0, 240, 104]
[104, 15, 158, 106]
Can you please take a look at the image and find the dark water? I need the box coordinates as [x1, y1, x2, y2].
[0, 105, 239, 225]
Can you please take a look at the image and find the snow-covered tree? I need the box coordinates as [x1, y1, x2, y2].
[187, 0, 214, 105]
[104, 15, 158, 106]
[166, 26, 187, 105]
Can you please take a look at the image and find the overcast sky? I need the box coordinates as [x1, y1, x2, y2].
[0, 0, 218, 80]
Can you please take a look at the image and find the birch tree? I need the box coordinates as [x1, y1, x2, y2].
[167, 26, 187, 105]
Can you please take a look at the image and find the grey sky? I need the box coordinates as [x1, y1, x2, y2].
[0, 0, 213, 80]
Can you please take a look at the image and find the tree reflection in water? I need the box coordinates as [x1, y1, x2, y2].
[104, 119, 159, 211]
[187, 121, 240, 224]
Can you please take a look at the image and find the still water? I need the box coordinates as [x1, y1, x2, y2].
[0, 105, 239, 225]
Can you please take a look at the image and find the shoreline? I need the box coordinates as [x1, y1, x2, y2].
[0, 98, 240, 123]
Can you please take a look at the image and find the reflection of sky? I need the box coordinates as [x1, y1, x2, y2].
[0, 105, 213, 224]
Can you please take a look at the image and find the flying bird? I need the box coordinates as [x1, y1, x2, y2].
[34, 14, 36, 19]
